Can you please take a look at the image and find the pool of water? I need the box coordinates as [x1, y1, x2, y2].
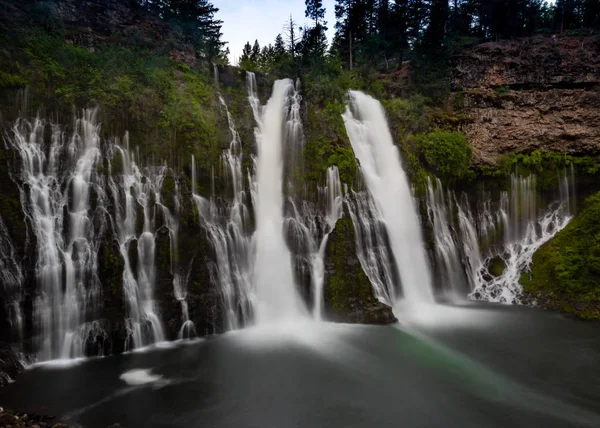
[1, 302, 599, 428]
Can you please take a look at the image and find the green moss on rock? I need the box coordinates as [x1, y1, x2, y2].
[521, 191, 600, 319]
[488, 256, 506, 277]
[323, 216, 397, 324]
[160, 172, 177, 214]
[97, 237, 127, 353]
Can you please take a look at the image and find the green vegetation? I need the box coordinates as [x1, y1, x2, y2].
[472, 150, 600, 193]
[520, 191, 600, 320]
[488, 257, 506, 277]
[0, 16, 225, 170]
[416, 130, 473, 183]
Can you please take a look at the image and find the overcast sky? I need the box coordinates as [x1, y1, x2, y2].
[216, 0, 337, 64]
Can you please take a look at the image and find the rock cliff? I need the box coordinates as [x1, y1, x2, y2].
[452, 35, 600, 164]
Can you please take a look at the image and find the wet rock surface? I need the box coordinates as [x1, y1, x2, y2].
[323, 217, 397, 324]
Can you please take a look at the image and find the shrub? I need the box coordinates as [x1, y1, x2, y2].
[416, 129, 472, 181]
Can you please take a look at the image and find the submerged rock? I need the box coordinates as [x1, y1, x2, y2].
[323, 217, 397, 324]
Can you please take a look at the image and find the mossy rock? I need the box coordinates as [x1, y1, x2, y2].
[186, 227, 224, 336]
[97, 237, 128, 353]
[160, 171, 177, 214]
[521, 191, 600, 320]
[154, 226, 178, 339]
[488, 256, 506, 277]
[323, 216, 397, 324]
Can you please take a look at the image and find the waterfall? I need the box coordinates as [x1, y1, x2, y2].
[426, 177, 470, 299]
[107, 137, 166, 349]
[8, 111, 105, 359]
[312, 166, 344, 319]
[0, 215, 24, 344]
[191, 70, 255, 331]
[421, 170, 575, 304]
[469, 172, 574, 303]
[251, 78, 307, 323]
[345, 191, 397, 305]
[342, 90, 434, 307]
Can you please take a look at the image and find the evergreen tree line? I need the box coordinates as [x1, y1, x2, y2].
[239, 0, 600, 74]
[135, 0, 228, 61]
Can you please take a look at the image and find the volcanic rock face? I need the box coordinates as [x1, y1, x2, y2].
[452, 35, 600, 164]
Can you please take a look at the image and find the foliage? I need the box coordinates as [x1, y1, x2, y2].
[0, 23, 223, 168]
[416, 130, 473, 182]
[521, 191, 600, 319]
[136, 0, 228, 61]
[383, 95, 431, 135]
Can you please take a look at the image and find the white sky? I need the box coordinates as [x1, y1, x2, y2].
[216, 0, 337, 64]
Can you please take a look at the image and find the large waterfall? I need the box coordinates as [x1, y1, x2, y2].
[193, 71, 344, 328]
[251, 79, 307, 322]
[342, 90, 435, 307]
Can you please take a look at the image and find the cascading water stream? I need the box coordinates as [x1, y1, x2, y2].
[345, 191, 397, 305]
[426, 177, 470, 298]
[312, 166, 343, 319]
[422, 170, 575, 303]
[190, 68, 256, 330]
[250, 78, 307, 323]
[0, 215, 24, 344]
[342, 91, 434, 308]
[469, 172, 574, 303]
[108, 136, 165, 349]
[9, 111, 104, 359]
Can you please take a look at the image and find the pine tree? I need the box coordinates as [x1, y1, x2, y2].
[305, 0, 326, 26]
[251, 40, 261, 61]
[274, 34, 287, 56]
[302, 0, 328, 63]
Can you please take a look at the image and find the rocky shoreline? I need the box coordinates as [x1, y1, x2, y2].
[0, 407, 66, 428]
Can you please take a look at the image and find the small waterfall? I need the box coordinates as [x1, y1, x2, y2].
[426, 177, 469, 298]
[470, 172, 574, 303]
[192, 156, 254, 330]
[456, 198, 483, 291]
[0, 215, 24, 343]
[422, 171, 575, 304]
[251, 78, 307, 322]
[312, 166, 344, 318]
[191, 69, 255, 331]
[342, 90, 434, 306]
[8, 111, 105, 359]
[345, 191, 397, 305]
[107, 136, 165, 349]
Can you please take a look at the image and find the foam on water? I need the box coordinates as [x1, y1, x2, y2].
[119, 369, 163, 386]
